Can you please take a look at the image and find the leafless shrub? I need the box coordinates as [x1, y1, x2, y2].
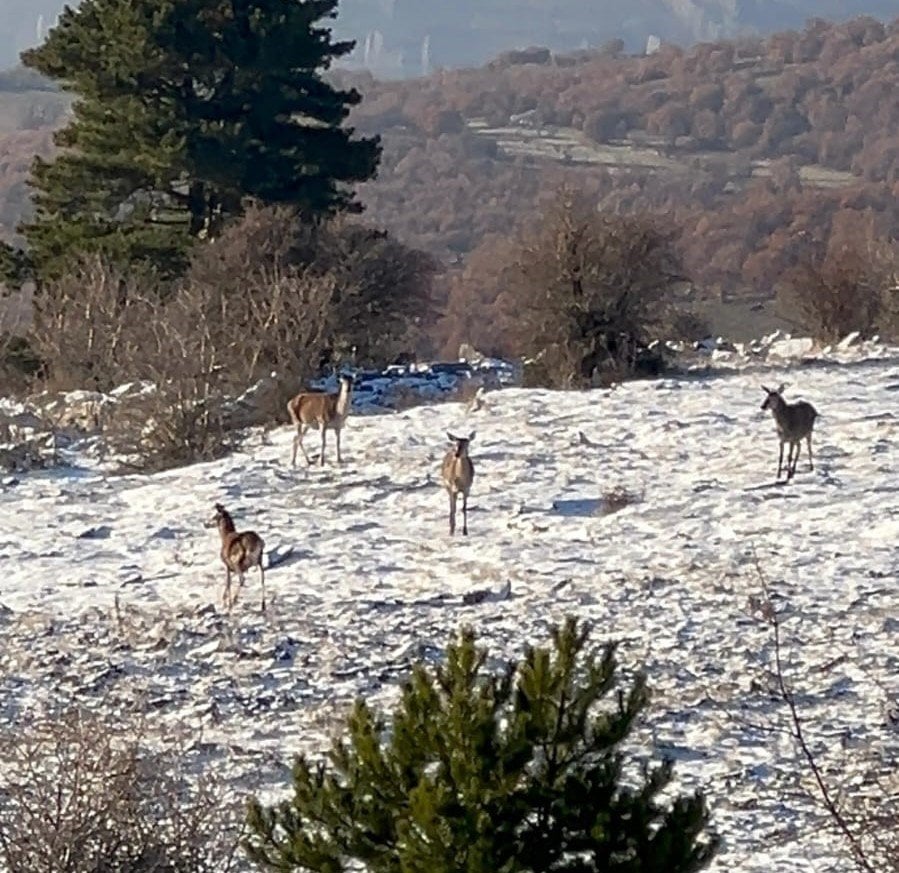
[498, 188, 694, 388]
[750, 559, 899, 872]
[599, 485, 644, 515]
[0, 708, 244, 873]
[28, 255, 159, 392]
[24, 207, 436, 468]
[27, 238, 338, 469]
[779, 237, 899, 343]
[190, 204, 439, 369]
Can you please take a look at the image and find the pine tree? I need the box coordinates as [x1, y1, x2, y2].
[245, 617, 718, 872]
[21, 0, 380, 277]
[0, 242, 32, 288]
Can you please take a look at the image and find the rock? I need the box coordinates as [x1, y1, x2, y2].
[838, 331, 861, 349]
[462, 580, 512, 605]
[33, 389, 112, 434]
[767, 336, 815, 359]
[77, 525, 113, 540]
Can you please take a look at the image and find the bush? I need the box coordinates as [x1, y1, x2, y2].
[500, 189, 694, 388]
[780, 237, 899, 343]
[23, 199, 433, 470]
[245, 617, 718, 872]
[0, 709, 243, 872]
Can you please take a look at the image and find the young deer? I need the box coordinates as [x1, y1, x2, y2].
[441, 432, 475, 535]
[287, 374, 354, 467]
[207, 503, 266, 611]
[760, 384, 819, 481]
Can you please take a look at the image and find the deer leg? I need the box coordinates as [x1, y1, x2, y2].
[320, 426, 327, 467]
[786, 443, 797, 480]
[448, 491, 457, 535]
[335, 427, 342, 464]
[295, 425, 312, 466]
[462, 491, 469, 536]
[807, 435, 814, 471]
[231, 572, 243, 607]
[259, 562, 266, 612]
[223, 567, 232, 611]
[777, 441, 784, 479]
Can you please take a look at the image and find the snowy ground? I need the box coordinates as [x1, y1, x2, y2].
[1, 351, 898, 871]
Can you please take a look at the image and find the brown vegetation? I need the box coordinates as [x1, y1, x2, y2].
[780, 233, 899, 342]
[0, 708, 243, 872]
[494, 189, 697, 386]
[22, 206, 436, 469]
[1, 16, 898, 371]
[330, 15, 899, 345]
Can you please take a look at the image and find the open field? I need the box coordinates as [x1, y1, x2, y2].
[1, 352, 898, 870]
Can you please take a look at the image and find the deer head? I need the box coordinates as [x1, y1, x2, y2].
[446, 431, 475, 457]
[760, 384, 786, 411]
[206, 502, 233, 530]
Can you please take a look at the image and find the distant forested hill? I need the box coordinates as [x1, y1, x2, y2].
[336, 14, 899, 350]
[0, 13, 897, 348]
[1, 0, 897, 75]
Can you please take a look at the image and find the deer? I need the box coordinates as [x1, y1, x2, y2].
[206, 503, 266, 611]
[287, 374, 354, 467]
[760, 384, 819, 481]
[441, 432, 475, 535]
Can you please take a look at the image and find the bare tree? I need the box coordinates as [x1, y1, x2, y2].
[28, 254, 160, 391]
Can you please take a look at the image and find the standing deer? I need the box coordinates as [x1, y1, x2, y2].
[442, 432, 475, 535]
[207, 503, 266, 611]
[760, 384, 819, 481]
[287, 374, 354, 467]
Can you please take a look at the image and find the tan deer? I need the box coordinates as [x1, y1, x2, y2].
[287, 374, 354, 467]
[441, 432, 475, 535]
[760, 384, 819, 481]
[206, 503, 266, 611]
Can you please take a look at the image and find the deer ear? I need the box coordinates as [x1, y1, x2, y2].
[446, 431, 455, 442]
[777, 383, 786, 394]
[468, 431, 476, 442]
[761, 385, 770, 393]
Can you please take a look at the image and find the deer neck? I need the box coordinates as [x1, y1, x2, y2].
[335, 381, 352, 417]
[770, 399, 789, 422]
[218, 515, 236, 539]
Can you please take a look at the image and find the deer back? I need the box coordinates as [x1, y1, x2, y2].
[222, 530, 264, 572]
[776, 400, 818, 440]
[288, 392, 339, 427]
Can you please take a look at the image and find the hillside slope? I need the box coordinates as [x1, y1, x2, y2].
[1, 349, 898, 870]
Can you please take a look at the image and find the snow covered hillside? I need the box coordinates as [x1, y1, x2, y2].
[1, 351, 898, 871]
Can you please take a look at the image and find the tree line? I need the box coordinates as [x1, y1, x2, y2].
[1, 7, 897, 418]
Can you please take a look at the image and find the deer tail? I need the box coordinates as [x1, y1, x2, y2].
[287, 396, 300, 426]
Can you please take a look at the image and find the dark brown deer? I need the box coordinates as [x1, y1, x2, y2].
[760, 384, 819, 481]
[287, 374, 354, 467]
[441, 432, 475, 535]
[207, 503, 266, 611]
